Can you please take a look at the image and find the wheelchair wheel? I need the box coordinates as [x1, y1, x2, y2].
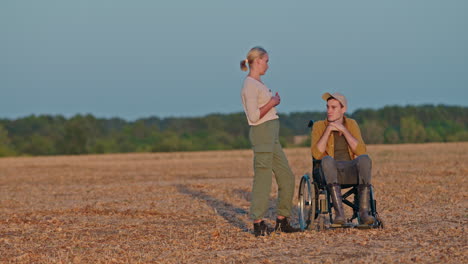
[297, 174, 317, 231]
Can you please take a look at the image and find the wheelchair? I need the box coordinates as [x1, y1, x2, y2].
[297, 120, 384, 231]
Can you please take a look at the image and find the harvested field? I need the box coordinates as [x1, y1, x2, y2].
[0, 142, 467, 263]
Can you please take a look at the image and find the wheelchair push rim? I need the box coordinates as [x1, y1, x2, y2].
[297, 174, 317, 231]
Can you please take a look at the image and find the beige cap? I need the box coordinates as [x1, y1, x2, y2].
[322, 92, 347, 109]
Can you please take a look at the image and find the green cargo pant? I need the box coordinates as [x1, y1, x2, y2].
[249, 119, 295, 220]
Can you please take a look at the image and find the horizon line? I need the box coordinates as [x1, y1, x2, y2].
[0, 103, 466, 122]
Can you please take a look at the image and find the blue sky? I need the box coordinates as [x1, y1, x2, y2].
[1, 1, 467, 120]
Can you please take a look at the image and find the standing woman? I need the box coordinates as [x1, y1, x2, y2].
[240, 46, 299, 236]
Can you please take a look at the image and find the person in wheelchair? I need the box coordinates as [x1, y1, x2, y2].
[311, 92, 375, 225]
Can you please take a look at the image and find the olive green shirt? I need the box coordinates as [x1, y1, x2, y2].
[333, 131, 351, 161]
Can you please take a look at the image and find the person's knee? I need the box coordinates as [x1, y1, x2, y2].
[321, 156, 335, 169]
[357, 155, 372, 169]
[356, 155, 372, 184]
[321, 156, 337, 184]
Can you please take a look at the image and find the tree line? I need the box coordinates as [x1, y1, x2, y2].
[0, 104, 466, 157]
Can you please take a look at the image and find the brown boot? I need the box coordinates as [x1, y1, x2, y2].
[328, 184, 345, 225]
[274, 217, 300, 233]
[253, 221, 271, 237]
[358, 184, 375, 225]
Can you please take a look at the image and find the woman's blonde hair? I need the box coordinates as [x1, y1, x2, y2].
[240, 46, 268, 71]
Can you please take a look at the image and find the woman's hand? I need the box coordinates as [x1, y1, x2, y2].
[259, 92, 280, 119]
[272, 92, 281, 106]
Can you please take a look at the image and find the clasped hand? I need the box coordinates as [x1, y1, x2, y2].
[271, 92, 281, 106]
[328, 121, 346, 133]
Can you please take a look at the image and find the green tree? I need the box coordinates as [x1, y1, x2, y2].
[447, 131, 468, 142]
[61, 120, 87, 154]
[0, 125, 15, 157]
[360, 120, 385, 144]
[18, 134, 55, 155]
[57, 115, 99, 154]
[400, 116, 426, 143]
[384, 128, 400, 144]
[425, 127, 443, 142]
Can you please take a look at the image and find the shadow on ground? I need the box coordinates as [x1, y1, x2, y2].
[176, 184, 303, 233]
[232, 188, 282, 222]
[232, 188, 302, 227]
[176, 184, 251, 232]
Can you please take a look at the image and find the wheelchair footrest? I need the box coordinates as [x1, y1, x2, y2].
[330, 223, 354, 228]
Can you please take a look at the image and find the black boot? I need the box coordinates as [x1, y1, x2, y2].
[358, 184, 375, 225]
[253, 221, 270, 237]
[328, 183, 346, 225]
[274, 217, 300, 233]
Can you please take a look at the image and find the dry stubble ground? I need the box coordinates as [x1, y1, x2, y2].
[0, 142, 467, 263]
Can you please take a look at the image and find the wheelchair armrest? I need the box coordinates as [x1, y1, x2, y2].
[312, 158, 326, 188]
[312, 158, 321, 168]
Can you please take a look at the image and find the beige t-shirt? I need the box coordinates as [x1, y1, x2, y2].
[241, 76, 279, 126]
